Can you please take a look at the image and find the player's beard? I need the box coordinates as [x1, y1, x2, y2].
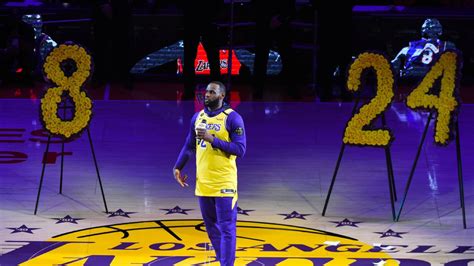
[205, 98, 220, 109]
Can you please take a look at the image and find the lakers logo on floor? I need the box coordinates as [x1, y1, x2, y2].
[6, 219, 403, 265]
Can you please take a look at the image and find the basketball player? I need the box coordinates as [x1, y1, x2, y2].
[173, 81, 246, 266]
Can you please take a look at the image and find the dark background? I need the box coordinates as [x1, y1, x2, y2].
[1, 0, 474, 95]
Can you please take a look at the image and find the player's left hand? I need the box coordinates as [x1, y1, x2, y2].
[196, 128, 214, 143]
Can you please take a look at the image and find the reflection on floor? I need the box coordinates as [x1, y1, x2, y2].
[0, 99, 473, 265]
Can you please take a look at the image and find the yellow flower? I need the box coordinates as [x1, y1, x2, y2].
[405, 51, 460, 145]
[40, 43, 93, 139]
[344, 52, 394, 147]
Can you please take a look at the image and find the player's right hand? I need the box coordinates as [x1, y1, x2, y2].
[173, 168, 189, 188]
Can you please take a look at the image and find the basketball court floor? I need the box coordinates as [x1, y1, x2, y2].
[0, 95, 473, 265]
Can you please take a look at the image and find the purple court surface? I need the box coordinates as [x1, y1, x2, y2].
[0, 98, 473, 265]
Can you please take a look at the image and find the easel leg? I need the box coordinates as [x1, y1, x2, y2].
[380, 111, 397, 220]
[60, 100, 66, 194]
[386, 149, 397, 201]
[322, 97, 360, 216]
[396, 112, 433, 221]
[60, 140, 64, 194]
[34, 135, 51, 215]
[385, 147, 397, 221]
[322, 98, 360, 216]
[455, 119, 467, 229]
[381, 113, 397, 202]
[87, 128, 109, 213]
[322, 144, 346, 216]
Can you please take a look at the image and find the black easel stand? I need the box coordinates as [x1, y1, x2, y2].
[382, 113, 398, 207]
[34, 128, 109, 215]
[34, 135, 51, 215]
[322, 98, 397, 221]
[455, 119, 467, 229]
[87, 128, 109, 214]
[396, 113, 466, 228]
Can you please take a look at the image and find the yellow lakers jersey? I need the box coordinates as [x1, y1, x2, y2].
[195, 109, 237, 198]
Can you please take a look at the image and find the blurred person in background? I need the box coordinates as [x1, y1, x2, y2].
[312, 1, 354, 102]
[252, 0, 296, 100]
[179, 0, 223, 100]
[92, 0, 133, 87]
[0, 13, 36, 86]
